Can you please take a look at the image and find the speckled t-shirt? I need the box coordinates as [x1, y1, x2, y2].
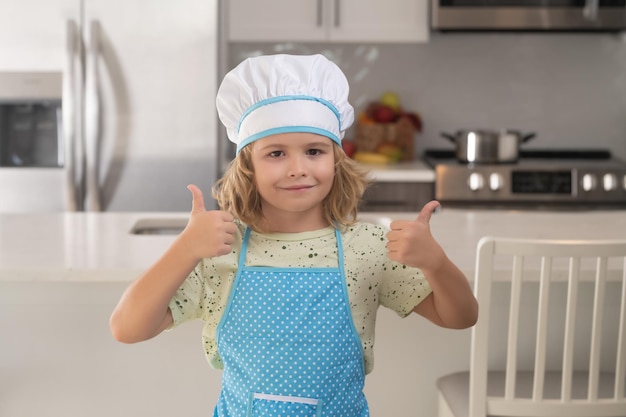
[168, 220, 431, 374]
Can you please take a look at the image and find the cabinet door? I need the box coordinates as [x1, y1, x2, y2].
[0, 0, 80, 70]
[227, 0, 428, 43]
[228, 0, 326, 42]
[360, 182, 435, 212]
[330, 0, 429, 43]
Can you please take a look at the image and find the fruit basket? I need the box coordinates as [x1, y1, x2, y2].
[350, 92, 422, 163]
[355, 117, 415, 161]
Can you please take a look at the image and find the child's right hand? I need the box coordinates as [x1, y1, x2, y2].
[181, 184, 237, 260]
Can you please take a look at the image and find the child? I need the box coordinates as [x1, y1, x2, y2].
[110, 54, 478, 417]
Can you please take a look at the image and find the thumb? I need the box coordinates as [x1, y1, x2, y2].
[416, 200, 440, 224]
[187, 184, 206, 213]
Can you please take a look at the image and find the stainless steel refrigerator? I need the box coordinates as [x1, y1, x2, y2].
[0, 0, 219, 212]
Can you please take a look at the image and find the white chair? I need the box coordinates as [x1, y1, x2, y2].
[437, 237, 626, 417]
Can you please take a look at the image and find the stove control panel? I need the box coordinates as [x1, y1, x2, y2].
[436, 164, 626, 206]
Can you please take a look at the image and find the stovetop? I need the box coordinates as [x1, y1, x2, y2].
[424, 148, 623, 167]
[424, 148, 626, 208]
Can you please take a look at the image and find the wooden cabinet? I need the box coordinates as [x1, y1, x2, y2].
[227, 0, 429, 43]
[360, 181, 434, 212]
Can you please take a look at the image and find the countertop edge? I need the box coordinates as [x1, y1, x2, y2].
[3, 209, 626, 283]
[359, 160, 435, 183]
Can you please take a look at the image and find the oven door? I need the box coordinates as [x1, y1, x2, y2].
[431, 0, 626, 31]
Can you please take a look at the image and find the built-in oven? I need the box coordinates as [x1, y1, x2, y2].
[425, 149, 626, 210]
[431, 0, 626, 31]
[0, 72, 66, 212]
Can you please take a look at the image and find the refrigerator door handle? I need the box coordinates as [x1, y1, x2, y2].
[63, 20, 80, 211]
[85, 20, 102, 211]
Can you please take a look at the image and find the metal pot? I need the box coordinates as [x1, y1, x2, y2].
[441, 129, 536, 163]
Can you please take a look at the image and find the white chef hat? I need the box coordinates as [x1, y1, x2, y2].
[216, 54, 354, 153]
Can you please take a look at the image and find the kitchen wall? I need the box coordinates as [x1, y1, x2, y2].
[228, 32, 626, 160]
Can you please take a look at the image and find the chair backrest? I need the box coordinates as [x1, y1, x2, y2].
[469, 237, 626, 417]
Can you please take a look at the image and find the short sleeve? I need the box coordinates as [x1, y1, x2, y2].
[342, 222, 432, 318]
[357, 224, 432, 317]
[169, 255, 239, 326]
[168, 262, 210, 326]
[379, 260, 431, 317]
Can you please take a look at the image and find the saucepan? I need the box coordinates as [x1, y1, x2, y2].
[441, 129, 536, 163]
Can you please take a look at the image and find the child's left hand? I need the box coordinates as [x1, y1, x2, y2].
[385, 200, 445, 272]
[388, 201, 478, 329]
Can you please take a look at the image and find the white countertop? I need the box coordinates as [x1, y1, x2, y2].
[2, 209, 625, 282]
[359, 160, 435, 182]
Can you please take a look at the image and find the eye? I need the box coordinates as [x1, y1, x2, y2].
[268, 150, 284, 158]
[306, 148, 323, 156]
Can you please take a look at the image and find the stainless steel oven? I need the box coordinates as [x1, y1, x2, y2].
[0, 72, 65, 212]
[431, 0, 626, 31]
[425, 149, 626, 209]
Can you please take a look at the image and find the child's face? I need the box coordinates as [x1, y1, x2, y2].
[250, 132, 336, 229]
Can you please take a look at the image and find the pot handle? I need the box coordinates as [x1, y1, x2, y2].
[441, 132, 456, 143]
[521, 133, 536, 143]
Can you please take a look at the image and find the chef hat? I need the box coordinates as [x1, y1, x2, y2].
[216, 54, 354, 153]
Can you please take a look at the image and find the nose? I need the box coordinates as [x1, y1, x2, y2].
[287, 154, 307, 177]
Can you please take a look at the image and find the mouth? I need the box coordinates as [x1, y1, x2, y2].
[282, 184, 315, 191]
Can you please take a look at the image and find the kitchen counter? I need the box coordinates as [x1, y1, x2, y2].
[2, 208, 625, 282]
[358, 159, 435, 182]
[2, 209, 625, 417]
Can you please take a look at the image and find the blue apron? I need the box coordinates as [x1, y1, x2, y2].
[214, 227, 369, 417]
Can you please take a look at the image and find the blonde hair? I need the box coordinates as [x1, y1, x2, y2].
[212, 143, 370, 233]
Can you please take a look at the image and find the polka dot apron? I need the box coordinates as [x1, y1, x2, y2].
[213, 227, 369, 417]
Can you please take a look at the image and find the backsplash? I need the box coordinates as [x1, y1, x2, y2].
[228, 33, 626, 160]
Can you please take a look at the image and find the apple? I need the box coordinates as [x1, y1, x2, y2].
[399, 112, 422, 132]
[373, 104, 397, 123]
[341, 139, 357, 158]
[365, 102, 381, 119]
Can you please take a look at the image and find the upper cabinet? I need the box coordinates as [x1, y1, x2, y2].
[227, 0, 429, 43]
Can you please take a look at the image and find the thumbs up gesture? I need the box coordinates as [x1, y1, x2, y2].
[180, 184, 237, 260]
[386, 200, 445, 272]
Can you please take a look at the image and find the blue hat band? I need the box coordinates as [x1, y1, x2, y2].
[236, 95, 343, 153]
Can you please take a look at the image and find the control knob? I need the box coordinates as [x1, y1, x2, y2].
[468, 173, 484, 191]
[581, 173, 597, 192]
[489, 173, 504, 191]
[603, 173, 617, 191]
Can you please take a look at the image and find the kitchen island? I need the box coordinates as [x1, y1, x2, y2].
[2, 208, 625, 282]
[2, 209, 625, 417]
